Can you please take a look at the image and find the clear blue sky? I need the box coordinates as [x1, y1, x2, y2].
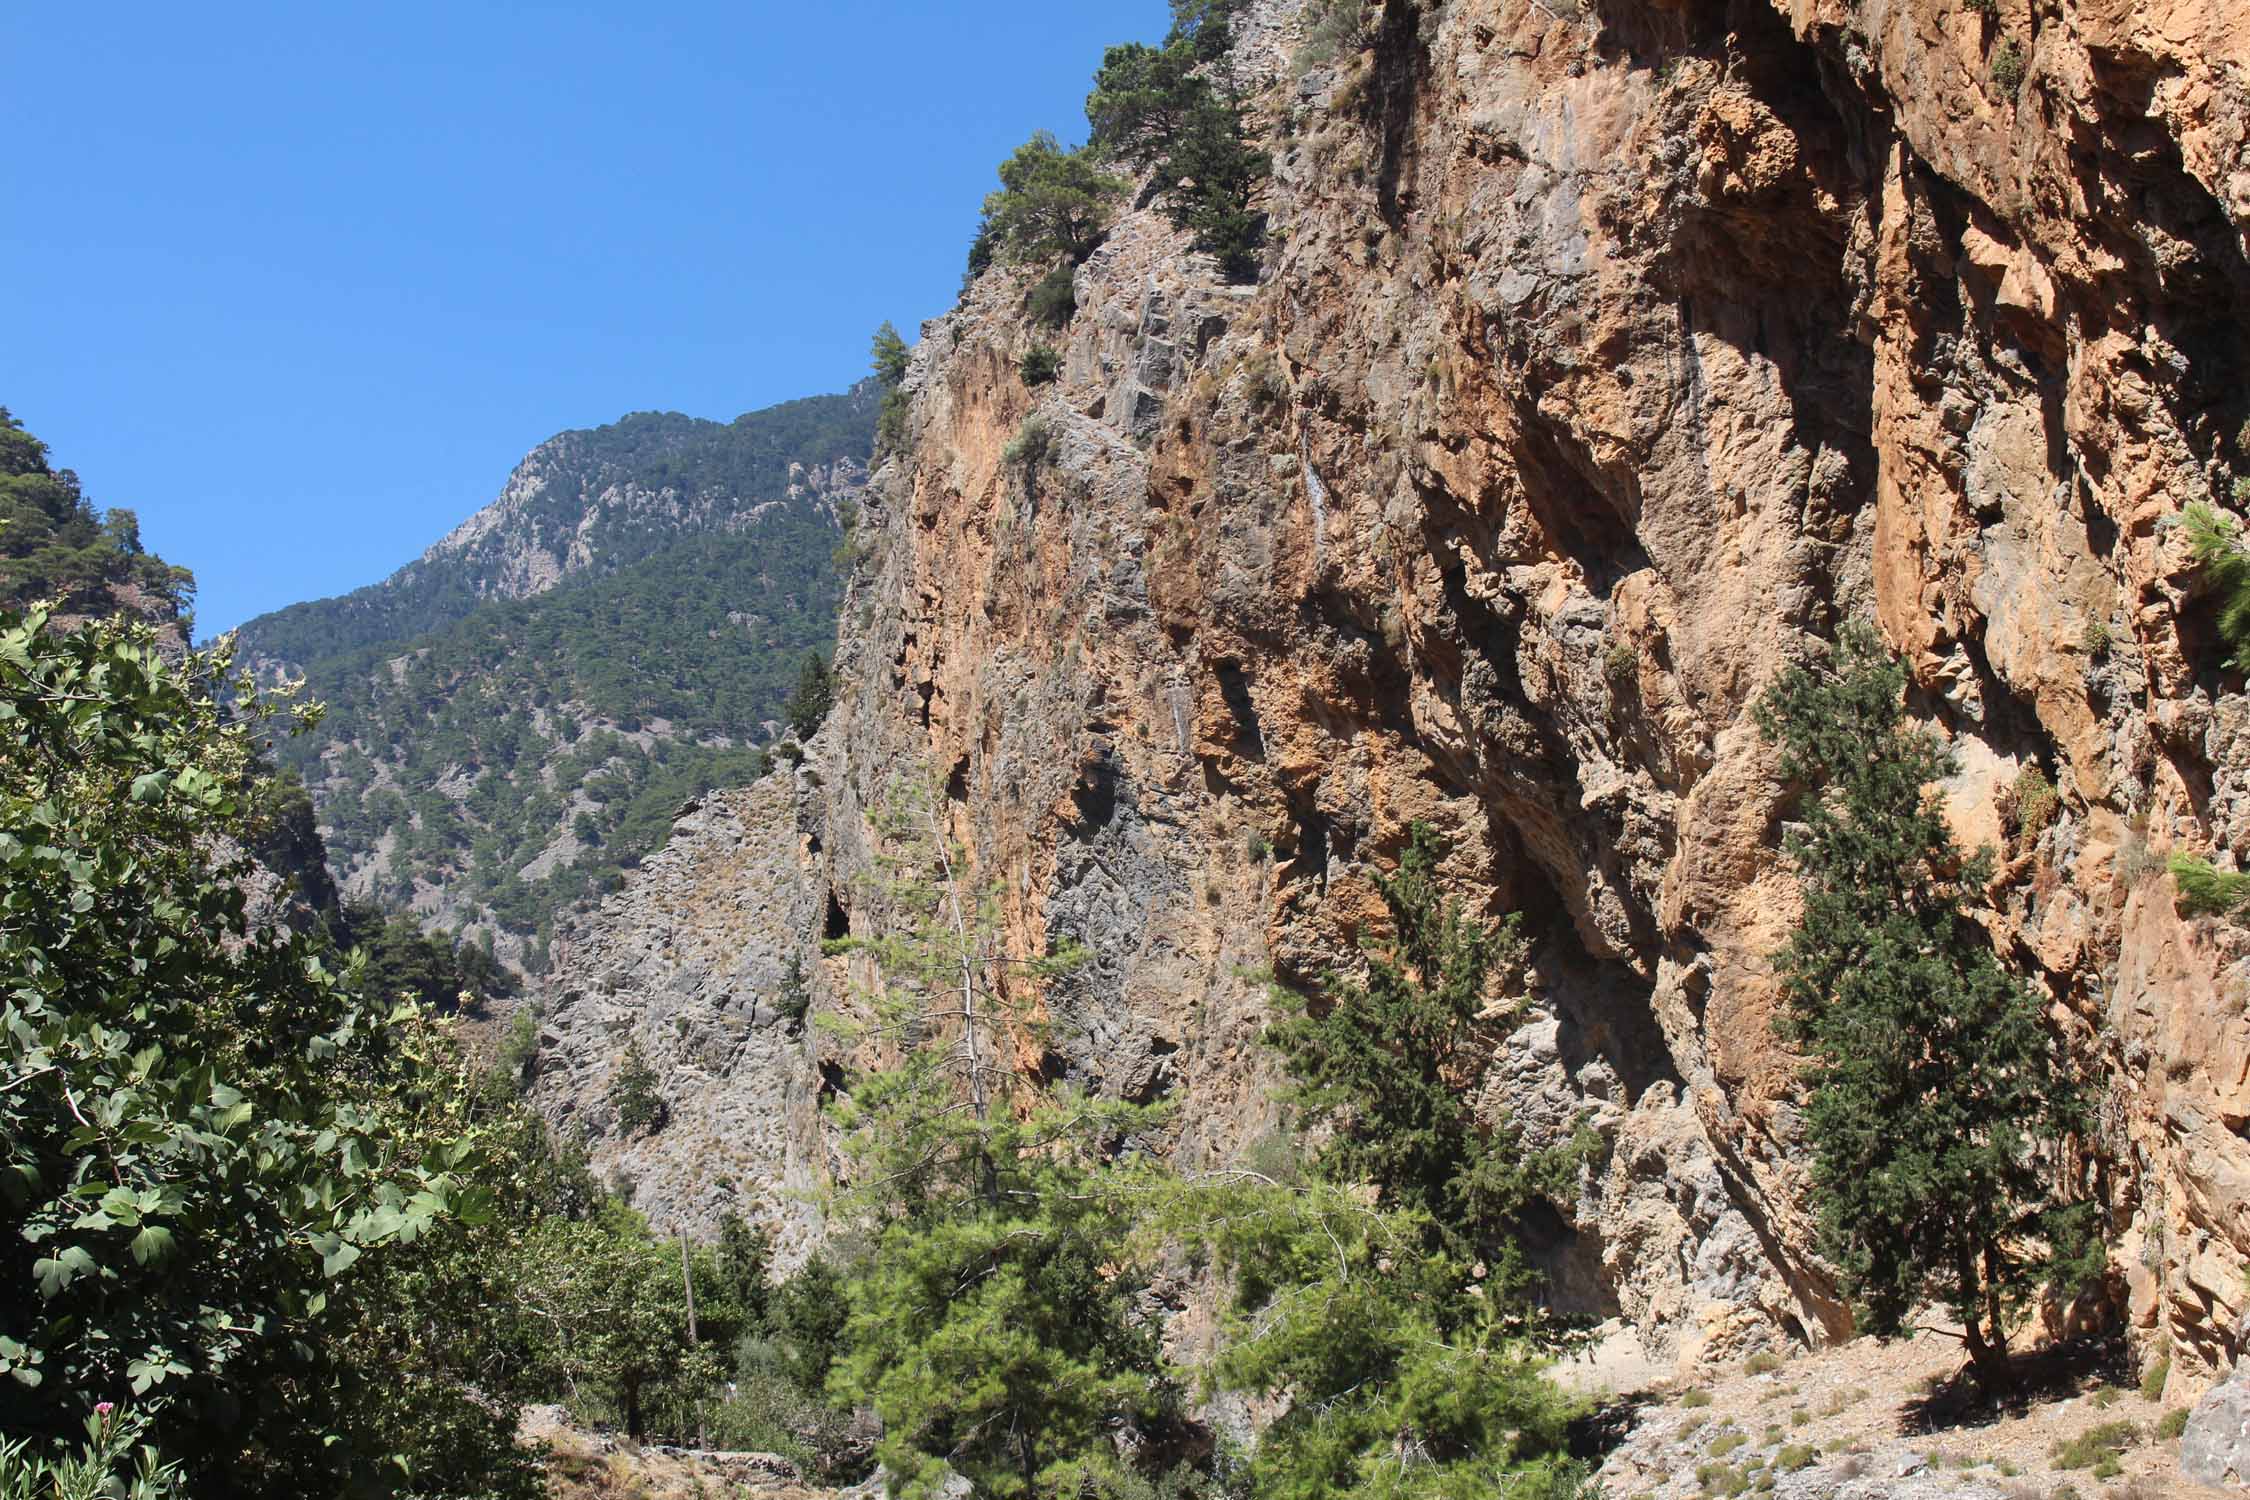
[2, 1, 1168, 637]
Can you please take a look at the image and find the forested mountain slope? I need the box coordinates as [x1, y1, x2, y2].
[235, 390, 874, 969]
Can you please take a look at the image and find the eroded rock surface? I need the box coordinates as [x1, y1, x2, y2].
[529, 771, 834, 1262]
[554, 0, 2250, 1383]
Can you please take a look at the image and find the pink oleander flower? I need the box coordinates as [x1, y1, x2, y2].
[95, 1402, 114, 1417]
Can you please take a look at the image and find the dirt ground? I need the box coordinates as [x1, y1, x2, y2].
[521, 1406, 835, 1500]
[1579, 1326, 2232, 1499]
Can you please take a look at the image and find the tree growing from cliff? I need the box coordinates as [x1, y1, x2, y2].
[2181, 500, 2250, 671]
[1085, 20, 1269, 281]
[608, 1039, 668, 1136]
[981, 132, 1125, 266]
[1754, 622, 2100, 1383]
[870, 321, 910, 388]
[1268, 821, 1594, 1328]
[782, 649, 835, 741]
[819, 777, 1175, 1500]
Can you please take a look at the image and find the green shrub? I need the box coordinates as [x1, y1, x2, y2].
[1680, 1388, 1713, 1409]
[1695, 1462, 1748, 1498]
[1027, 264, 1077, 328]
[2169, 852, 2250, 917]
[1744, 1350, 1782, 1375]
[2142, 1354, 2171, 1401]
[1004, 413, 1055, 470]
[2184, 500, 2250, 668]
[2003, 764, 2060, 846]
[1605, 639, 1639, 690]
[1709, 1431, 1746, 1457]
[1991, 40, 2026, 95]
[2050, 1420, 2136, 1470]
[0, 1406, 187, 1500]
[2160, 1407, 2190, 1440]
[1775, 1443, 1816, 1472]
[1020, 345, 1061, 386]
[1294, 0, 1372, 74]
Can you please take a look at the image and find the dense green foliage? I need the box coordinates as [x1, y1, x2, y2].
[0, 609, 523, 1493]
[1087, 2, 1270, 281]
[1754, 623, 2099, 1379]
[2182, 500, 2250, 671]
[980, 132, 1127, 266]
[1157, 1173, 1590, 1500]
[818, 782, 1173, 1500]
[1269, 823, 1593, 1322]
[1223, 821, 1591, 1500]
[0, 605, 877, 1491]
[2166, 851, 2250, 917]
[337, 901, 515, 1012]
[0, 409, 192, 623]
[234, 393, 873, 960]
[807, 784, 1592, 1500]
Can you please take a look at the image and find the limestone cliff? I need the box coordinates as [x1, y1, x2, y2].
[554, 0, 2250, 1388]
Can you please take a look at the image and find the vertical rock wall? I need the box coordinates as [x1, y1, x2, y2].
[554, 0, 2250, 1384]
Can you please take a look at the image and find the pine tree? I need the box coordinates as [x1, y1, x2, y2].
[819, 778, 1171, 1500]
[1268, 822, 1591, 1323]
[1753, 622, 2101, 1382]
[782, 650, 835, 742]
[981, 133, 1125, 265]
[870, 322, 910, 389]
[607, 1039, 667, 1137]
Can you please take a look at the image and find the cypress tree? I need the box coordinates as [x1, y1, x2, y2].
[1753, 623, 2101, 1382]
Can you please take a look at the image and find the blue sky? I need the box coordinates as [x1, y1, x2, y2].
[2, 1, 1168, 636]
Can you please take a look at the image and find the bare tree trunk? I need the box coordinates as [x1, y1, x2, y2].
[681, 1234, 703, 1446]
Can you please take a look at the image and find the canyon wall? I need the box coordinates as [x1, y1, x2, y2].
[557, 0, 2250, 1385]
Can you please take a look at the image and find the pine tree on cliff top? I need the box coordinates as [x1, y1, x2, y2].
[1754, 622, 2101, 1381]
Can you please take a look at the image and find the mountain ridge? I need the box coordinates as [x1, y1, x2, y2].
[234, 385, 875, 969]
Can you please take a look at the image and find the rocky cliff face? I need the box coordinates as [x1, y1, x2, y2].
[529, 770, 835, 1263]
[556, 0, 2250, 1387]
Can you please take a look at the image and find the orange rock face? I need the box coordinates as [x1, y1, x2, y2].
[799, 0, 2250, 1378]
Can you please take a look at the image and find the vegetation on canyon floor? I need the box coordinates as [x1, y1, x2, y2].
[0, 612, 1605, 1499]
[1755, 623, 2103, 1385]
